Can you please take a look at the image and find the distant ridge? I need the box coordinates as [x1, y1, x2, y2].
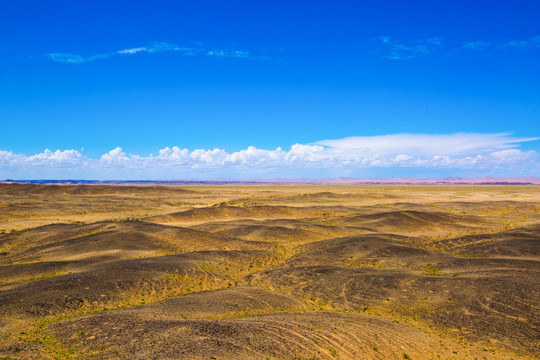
[2, 176, 540, 185]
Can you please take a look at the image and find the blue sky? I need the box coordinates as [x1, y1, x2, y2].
[1, 0, 539, 179]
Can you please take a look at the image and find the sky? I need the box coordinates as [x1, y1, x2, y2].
[1, 0, 539, 180]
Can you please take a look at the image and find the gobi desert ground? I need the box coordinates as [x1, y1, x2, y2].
[0, 183, 539, 360]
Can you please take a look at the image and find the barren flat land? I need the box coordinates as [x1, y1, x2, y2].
[0, 183, 539, 360]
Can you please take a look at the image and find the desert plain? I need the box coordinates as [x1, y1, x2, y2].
[0, 183, 539, 359]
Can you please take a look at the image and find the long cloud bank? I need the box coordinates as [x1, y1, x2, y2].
[1, 133, 538, 179]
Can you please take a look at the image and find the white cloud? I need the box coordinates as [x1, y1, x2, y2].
[117, 47, 148, 55]
[0, 150, 16, 162]
[101, 147, 129, 163]
[44, 42, 261, 64]
[395, 154, 412, 162]
[374, 36, 445, 60]
[315, 133, 538, 157]
[226, 146, 285, 165]
[497, 36, 540, 50]
[46, 53, 87, 64]
[461, 36, 540, 52]
[205, 49, 262, 59]
[490, 149, 535, 162]
[26, 149, 82, 162]
[158, 146, 190, 160]
[190, 149, 228, 165]
[374, 35, 540, 60]
[286, 144, 327, 163]
[1, 133, 538, 179]
[461, 41, 492, 51]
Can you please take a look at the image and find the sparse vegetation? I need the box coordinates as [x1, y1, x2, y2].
[0, 184, 538, 359]
[417, 264, 444, 276]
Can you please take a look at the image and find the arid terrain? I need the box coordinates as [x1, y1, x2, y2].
[0, 183, 539, 359]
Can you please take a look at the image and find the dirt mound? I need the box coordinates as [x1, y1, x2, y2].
[435, 224, 540, 258]
[149, 205, 343, 223]
[215, 224, 318, 242]
[0, 259, 90, 284]
[192, 217, 361, 240]
[285, 234, 453, 268]
[194, 222, 323, 243]
[9, 222, 168, 262]
[0, 222, 107, 253]
[249, 265, 540, 356]
[300, 191, 352, 199]
[277, 191, 398, 202]
[128, 286, 305, 318]
[0, 183, 196, 195]
[2, 220, 273, 263]
[0, 250, 275, 317]
[50, 311, 481, 360]
[340, 210, 484, 232]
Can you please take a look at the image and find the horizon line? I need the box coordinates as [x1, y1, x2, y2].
[2, 176, 540, 185]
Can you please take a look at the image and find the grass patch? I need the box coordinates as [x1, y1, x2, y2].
[0, 271, 70, 285]
[18, 316, 84, 360]
[412, 264, 444, 276]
